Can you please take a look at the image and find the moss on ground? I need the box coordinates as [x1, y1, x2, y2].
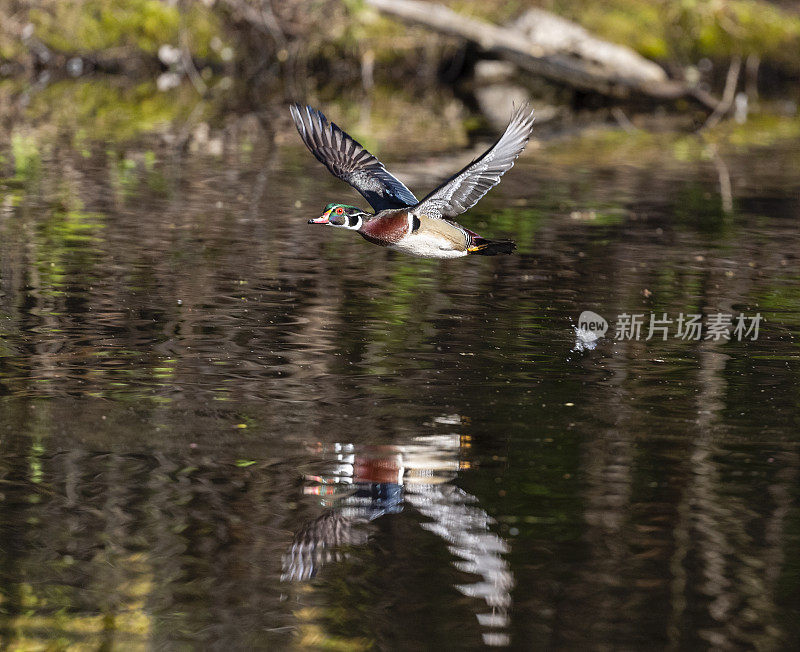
[439, 0, 800, 65]
[27, 0, 225, 61]
[5, 0, 799, 71]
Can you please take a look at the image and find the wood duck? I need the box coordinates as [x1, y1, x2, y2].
[290, 103, 535, 258]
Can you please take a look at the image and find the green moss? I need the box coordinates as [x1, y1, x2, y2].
[7, 0, 800, 79]
[719, 114, 800, 149]
[0, 35, 26, 62]
[24, 78, 208, 142]
[29, 0, 225, 60]
[435, 0, 800, 66]
[335, 0, 437, 68]
[542, 112, 800, 168]
[11, 132, 41, 180]
[558, 0, 800, 64]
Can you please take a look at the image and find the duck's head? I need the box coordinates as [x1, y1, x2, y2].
[309, 203, 368, 230]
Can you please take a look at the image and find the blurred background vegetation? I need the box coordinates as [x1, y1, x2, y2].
[0, 0, 797, 210]
[0, 0, 797, 236]
[3, 0, 800, 70]
[1, 0, 798, 134]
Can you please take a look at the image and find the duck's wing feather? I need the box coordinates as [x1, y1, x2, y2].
[290, 104, 418, 211]
[415, 106, 534, 220]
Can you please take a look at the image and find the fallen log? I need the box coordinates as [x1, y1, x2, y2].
[365, 0, 720, 111]
[509, 9, 666, 84]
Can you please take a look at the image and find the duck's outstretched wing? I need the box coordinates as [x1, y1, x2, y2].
[415, 106, 534, 220]
[290, 104, 418, 211]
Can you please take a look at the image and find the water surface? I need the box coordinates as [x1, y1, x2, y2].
[1, 81, 799, 649]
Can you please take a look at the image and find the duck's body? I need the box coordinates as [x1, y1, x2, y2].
[376, 213, 470, 259]
[358, 209, 472, 258]
[356, 209, 513, 258]
[290, 104, 535, 259]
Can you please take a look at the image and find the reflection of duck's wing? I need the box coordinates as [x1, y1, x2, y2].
[405, 482, 513, 647]
[281, 511, 369, 582]
[290, 104, 418, 211]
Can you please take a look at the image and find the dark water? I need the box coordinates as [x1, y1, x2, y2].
[1, 82, 800, 650]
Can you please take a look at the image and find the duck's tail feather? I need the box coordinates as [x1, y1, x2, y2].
[467, 237, 516, 256]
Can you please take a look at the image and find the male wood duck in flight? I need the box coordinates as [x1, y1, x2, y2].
[290, 103, 535, 258]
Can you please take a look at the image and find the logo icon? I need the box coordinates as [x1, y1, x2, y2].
[577, 311, 608, 337]
[573, 310, 608, 352]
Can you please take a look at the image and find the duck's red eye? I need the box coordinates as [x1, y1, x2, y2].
[336, 207, 344, 215]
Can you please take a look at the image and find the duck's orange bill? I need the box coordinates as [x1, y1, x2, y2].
[308, 208, 332, 224]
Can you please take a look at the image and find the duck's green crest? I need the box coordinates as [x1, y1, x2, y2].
[325, 202, 360, 212]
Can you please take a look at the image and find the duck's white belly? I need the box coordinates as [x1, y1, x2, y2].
[388, 231, 468, 259]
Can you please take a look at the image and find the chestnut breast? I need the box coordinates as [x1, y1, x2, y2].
[358, 210, 411, 247]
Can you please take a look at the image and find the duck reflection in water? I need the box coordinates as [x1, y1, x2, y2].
[282, 425, 513, 647]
